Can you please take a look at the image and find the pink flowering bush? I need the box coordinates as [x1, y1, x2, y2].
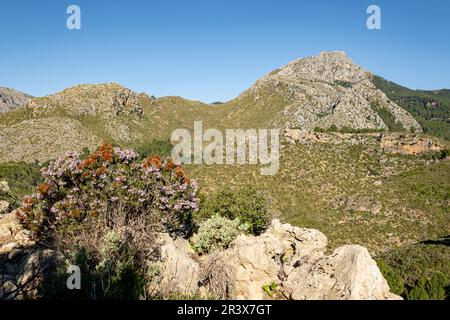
[16, 143, 199, 241]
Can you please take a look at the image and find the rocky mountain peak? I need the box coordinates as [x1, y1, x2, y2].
[266, 51, 368, 85]
[28, 82, 144, 118]
[240, 52, 422, 133]
[0, 87, 33, 113]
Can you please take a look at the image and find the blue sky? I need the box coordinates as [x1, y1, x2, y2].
[0, 0, 449, 102]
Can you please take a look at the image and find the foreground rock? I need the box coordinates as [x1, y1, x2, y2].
[0, 180, 11, 194]
[284, 245, 398, 300]
[147, 233, 201, 298]
[0, 180, 11, 215]
[0, 212, 55, 300]
[155, 220, 401, 300]
[0, 201, 9, 215]
[0, 211, 400, 300]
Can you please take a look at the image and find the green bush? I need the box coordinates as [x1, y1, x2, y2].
[134, 140, 173, 160]
[197, 187, 270, 235]
[313, 127, 326, 133]
[377, 239, 450, 300]
[192, 215, 248, 254]
[370, 102, 405, 132]
[262, 282, 278, 297]
[0, 162, 42, 207]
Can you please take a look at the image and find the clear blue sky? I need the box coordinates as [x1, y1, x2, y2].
[0, 0, 449, 102]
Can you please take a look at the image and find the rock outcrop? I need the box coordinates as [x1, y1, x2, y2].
[284, 129, 445, 156]
[0, 213, 401, 300]
[0, 180, 11, 216]
[0, 88, 32, 113]
[0, 201, 9, 215]
[147, 233, 201, 298]
[380, 133, 444, 155]
[0, 180, 11, 194]
[283, 245, 398, 300]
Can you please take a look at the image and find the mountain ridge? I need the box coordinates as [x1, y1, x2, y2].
[1, 52, 448, 163]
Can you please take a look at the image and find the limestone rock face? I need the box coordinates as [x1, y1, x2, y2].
[0, 87, 32, 113]
[283, 245, 401, 300]
[200, 232, 285, 300]
[380, 133, 444, 155]
[266, 219, 328, 262]
[284, 130, 444, 157]
[148, 234, 200, 298]
[198, 220, 401, 300]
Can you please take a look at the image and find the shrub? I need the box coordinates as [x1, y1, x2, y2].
[370, 102, 405, 132]
[376, 238, 450, 300]
[262, 282, 278, 297]
[377, 259, 405, 295]
[326, 124, 338, 132]
[436, 149, 449, 160]
[197, 187, 270, 235]
[18, 144, 200, 299]
[15, 143, 199, 241]
[135, 140, 173, 160]
[313, 127, 326, 133]
[192, 215, 249, 254]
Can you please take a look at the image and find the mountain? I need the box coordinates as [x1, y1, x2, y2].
[372, 76, 450, 140]
[0, 83, 146, 163]
[0, 87, 33, 113]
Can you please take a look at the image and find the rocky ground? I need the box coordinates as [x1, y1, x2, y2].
[0, 178, 400, 300]
[0, 204, 400, 300]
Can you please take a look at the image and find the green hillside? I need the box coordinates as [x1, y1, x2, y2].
[372, 76, 450, 140]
